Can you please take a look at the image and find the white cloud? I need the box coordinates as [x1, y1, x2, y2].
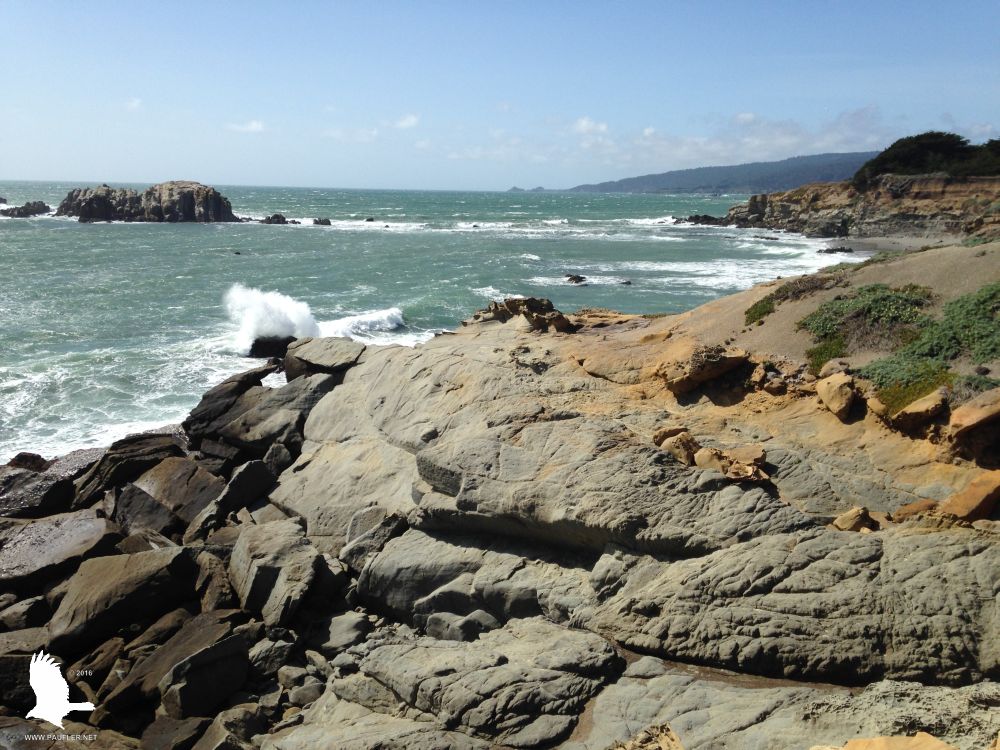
[734, 112, 756, 124]
[125, 97, 142, 111]
[573, 116, 608, 135]
[642, 126, 656, 137]
[394, 113, 419, 129]
[227, 120, 265, 133]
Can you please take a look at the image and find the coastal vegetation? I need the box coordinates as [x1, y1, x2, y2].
[852, 131, 1000, 190]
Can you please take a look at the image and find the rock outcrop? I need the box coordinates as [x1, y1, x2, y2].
[723, 174, 1000, 238]
[0, 200, 50, 218]
[56, 181, 238, 223]
[1, 292, 997, 750]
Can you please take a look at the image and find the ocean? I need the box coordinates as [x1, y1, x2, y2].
[0, 181, 857, 461]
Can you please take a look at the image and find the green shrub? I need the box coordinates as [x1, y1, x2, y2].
[744, 297, 775, 325]
[806, 336, 847, 374]
[875, 366, 954, 415]
[904, 282, 1000, 363]
[797, 284, 933, 342]
[853, 132, 1000, 190]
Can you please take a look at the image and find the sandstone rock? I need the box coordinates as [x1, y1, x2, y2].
[893, 498, 940, 521]
[320, 618, 620, 747]
[306, 611, 371, 656]
[818, 360, 850, 378]
[937, 471, 1000, 521]
[183, 364, 278, 446]
[0, 447, 102, 518]
[228, 519, 320, 626]
[48, 547, 199, 653]
[810, 734, 958, 750]
[0, 200, 50, 218]
[74, 433, 186, 508]
[191, 703, 265, 750]
[0, 509, 120, 589]
[949, 387, 1000, 438]
[832, 506, 878, 532]
[891, 388, 948, 431]
[109, 483, 184, 537]
[611, 723, 685, 750]
[658, 345, 748, 394]
[463, 297, 577, 333]
[132, 457, 225, 525]
[284, 337, 366, 381]
[140, 715, 210, 750]
[338, 512, 408, 574]
[248, 638, 295, 679]
[652, 424, 687, 446]
[0, 596, 49, 630]
[57, 181, 237, 223]
[658, 431, 701, 465]
[101, 610, 247, 720]
[817, 372, 855, 420]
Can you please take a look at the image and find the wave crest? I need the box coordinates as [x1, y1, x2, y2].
[225, 283, 321, 354]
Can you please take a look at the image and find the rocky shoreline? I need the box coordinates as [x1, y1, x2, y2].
[1, 244, 998, 749]
[687, 174, 1000, 240]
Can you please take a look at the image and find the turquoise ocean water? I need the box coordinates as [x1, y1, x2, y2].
[0, 181, 855, 461]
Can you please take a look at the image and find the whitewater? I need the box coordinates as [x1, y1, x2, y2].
[0, 183, 863, 461]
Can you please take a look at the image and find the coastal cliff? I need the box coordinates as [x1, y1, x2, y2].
[56, 181, 238, 223]
[1, 243, 998, 749]
[722, 174, 1000, 239]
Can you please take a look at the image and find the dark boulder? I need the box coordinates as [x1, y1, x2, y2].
[73, 432, 186, 509]
[313, 217, 331, 226]
[56, 181, 237, 223]
[1, 447, 103, 518]
[685, 213, 726, 225]
[818, 245, 855, 254]
[565, 274, 586, 284]
[0, 201, 50, 218]
[261, 214, 287, 225]
[248, 336, 295, 358]
[182, 363, 278, 447]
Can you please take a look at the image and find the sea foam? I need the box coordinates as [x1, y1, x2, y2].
[225, 283, 321, 354]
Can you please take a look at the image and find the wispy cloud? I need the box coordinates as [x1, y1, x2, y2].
[572, 116, 608, 135]
[227, 119, 265, 133]
[125, 97, 142, 111]
[394, 113, 420, 129]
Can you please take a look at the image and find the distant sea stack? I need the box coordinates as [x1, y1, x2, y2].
[56, 181, 238, 223]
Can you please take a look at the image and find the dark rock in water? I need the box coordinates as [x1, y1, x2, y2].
[0, 201, 50, 218]
[249, 336, 295, 358]
[56, 181, 237, 223]
[685, 213, 726, 225]
[288, 219, 301, 225]
[818, 245, 855, 254]
[365, 216, 374, 222]
[566, 274, 586, 284]
[0, 196, 5, 204]
[621, 279, 633, 285]
[313, 217, 331, 226]
[261, 213, 287, 225]
[6, 452, 50, 472]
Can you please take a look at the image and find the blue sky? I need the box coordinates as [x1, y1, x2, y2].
[1, 1, 997, 190]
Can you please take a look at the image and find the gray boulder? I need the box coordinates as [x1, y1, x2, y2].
[284, 337, 366, 381]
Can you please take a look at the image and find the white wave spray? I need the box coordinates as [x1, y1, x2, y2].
[225, 283, 321, 354]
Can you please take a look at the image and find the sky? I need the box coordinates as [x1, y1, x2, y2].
[1, 1, 997, 190]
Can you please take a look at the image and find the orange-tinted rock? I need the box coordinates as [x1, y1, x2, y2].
[948, 387, 1000, 438]
[892, 498, 939, 521]
[937, 471, 1000, 521]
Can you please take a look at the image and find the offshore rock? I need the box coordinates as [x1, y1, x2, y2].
[0, 200, 50, 218]
[56, 181, 238, 223]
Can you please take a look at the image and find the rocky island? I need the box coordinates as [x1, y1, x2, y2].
[55, 181, 238, 223]
[1, 237, 998, 748]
